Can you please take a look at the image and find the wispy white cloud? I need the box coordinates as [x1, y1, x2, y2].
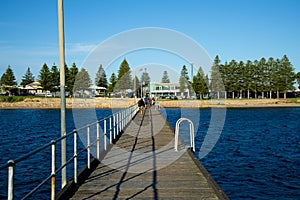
[66, 43, 98, 54]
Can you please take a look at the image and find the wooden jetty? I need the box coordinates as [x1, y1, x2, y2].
[67, 108, 228, 200]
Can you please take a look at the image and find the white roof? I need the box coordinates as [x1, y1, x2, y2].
[89, 86, 107, 90]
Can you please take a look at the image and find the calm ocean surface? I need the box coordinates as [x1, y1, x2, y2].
[0, 107, 300, 199]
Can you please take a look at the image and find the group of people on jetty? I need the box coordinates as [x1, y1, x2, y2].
[137, 95, 157, 114]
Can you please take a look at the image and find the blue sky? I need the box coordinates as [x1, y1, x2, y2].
[0, 0, 300, 84]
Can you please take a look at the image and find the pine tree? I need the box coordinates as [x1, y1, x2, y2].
[257, 57, 267, 98]
[266, 57, 275, 99]
[179, 65, 189, 93]
[236, 61, 245, 98]
[115, 59, 132, 93]
[272, 59, 282, 99]
[67, 63, 78, 94]
[280, 55, 295, 99]
[219, 62, 229, 99]
[244, 60, 255, 99]
[210, 55, 224, 99]
[73, 68, 91, 95]
[133, 75, 141, 97]
[192, 67, 208, 99]
[296, 72, 300, 89]
[251, 60, 260, 99]
[65, 63, 70, 93]
[38, 63, 51, 92]
[95, 64, 108, 88]
[141, 68, 150, 86]
[1, 65, 17, 86]
[20, 67, 35, 87]
[228, 59, 238, 99]
[108, 73, 117, 93]
[50, 64, 60, 93]
[161, 71, 170, 83]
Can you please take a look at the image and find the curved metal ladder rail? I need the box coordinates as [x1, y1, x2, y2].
[174, 118, 195, 152]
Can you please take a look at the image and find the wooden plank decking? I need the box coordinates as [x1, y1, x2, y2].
[69, 108, 228, 200]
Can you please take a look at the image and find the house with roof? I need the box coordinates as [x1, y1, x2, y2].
[23, 81, 43, 95]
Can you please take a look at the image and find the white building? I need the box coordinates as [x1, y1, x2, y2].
[149, 82, 190, 98]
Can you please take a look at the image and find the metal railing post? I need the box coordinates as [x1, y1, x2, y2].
[120, 111, 122, 131]
[109, 117, 112, 144]
[96, 122, 100, 160]
[120, 112, 122, 132]
[125, 109, 127, 127]
[104, 119, 107, 150]
[73, 131, 78, 184]
[124, 110, 126, 127]
[7, 160, 15, 200]
[128, 108, 130, 124]
[116, 113, 119, 136]
[122, 110, 125, 130]
[87, 125, 91, 169]
[124, 109, 126, 127]
[113, 114, 116, 139]
[51, 141, 56, 200]
[175, 120, 179, 151]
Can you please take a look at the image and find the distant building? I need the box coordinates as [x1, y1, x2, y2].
[149, 82, 190, 98]
[24, 81, 43, 95]
[89, 86, 107, 97]
[73, 86, 107, 98]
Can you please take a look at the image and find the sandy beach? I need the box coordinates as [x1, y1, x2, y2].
[1, 97, 300, 109]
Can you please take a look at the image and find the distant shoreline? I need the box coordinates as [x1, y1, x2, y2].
[1, 97, 300, 109]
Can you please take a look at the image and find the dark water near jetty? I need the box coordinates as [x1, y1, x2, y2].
[0, 107, 300, 199]
[0, 108, 114, 200]
[165, 107, 300, 200]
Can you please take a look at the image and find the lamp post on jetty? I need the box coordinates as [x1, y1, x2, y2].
[58, 0, 67, 188]
[134, 68, 143, 101]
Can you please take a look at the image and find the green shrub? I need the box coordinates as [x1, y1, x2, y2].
[0, 96, 25, 103]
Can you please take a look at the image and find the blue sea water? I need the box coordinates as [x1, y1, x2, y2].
[165, 107, 300, 200]
[0, 108, 114, 200]
[0, 107, 300, 199]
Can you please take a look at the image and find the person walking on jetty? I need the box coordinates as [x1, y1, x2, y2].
[151, 97, 156, 108]
[138, 98, 145, 115]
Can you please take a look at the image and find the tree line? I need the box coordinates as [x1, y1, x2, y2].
[190, 55, 300, 99]
[0, 59, 170, 96]
[179, 55, 300, 99]
[1, 55, 300, 98]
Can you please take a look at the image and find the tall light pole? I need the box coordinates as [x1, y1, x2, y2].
[58, 0, 66, 188]
[190, 62, 194, 80]
[134, 68, 143, 99]
[134, 69, 137, 103]
[190, 62, 194, 98]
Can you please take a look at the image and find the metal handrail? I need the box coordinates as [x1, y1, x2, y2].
[174, 118, 195, 152]
[0, 104, 139, 200]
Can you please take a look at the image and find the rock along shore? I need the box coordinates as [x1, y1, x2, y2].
[1, 97, 300, 109]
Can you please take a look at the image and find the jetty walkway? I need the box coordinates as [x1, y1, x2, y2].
[67, 107, 228, 200]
